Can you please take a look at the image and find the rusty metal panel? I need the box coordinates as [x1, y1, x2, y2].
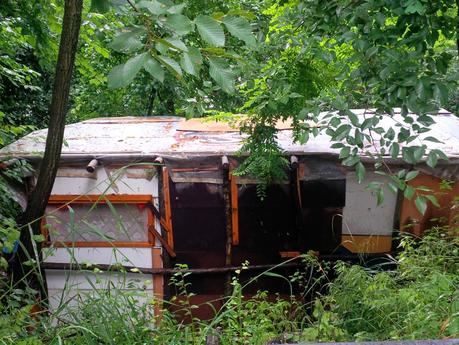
[2, 109, 458, 164]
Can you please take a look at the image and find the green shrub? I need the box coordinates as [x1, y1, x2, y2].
[306, 227, 459, 341]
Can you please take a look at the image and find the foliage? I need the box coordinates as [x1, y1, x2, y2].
[235, 0, 458, 212]
[77, 0, 260, 119]
[0, 226, 457, 344]
[0, 1, 458, 342]
[308, 228, 459, 341]
[235, 119, 289, 199]
[0, 0, 59, 146]
[0, 160, 33, 270]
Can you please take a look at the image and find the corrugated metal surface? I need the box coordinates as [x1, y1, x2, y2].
[1, 109, 458, 161]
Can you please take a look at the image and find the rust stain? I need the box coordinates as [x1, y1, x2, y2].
[82, 117, 184, 124]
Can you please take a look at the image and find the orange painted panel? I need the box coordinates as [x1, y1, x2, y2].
[48, 194, 153, 204]
[341, 235, 392, 253]
[152, 247, 164, 318]
[43, 241, 152, 248]
[400, 174, 459, 237]
[162, 167, 174, 248]
[230, 173, 239, 245]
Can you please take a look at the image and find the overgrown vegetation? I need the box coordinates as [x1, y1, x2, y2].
[0, 225, 457, 344]
[1, 0, 459, 343]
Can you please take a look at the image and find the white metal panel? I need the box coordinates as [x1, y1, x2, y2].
[46, 270, 154, 318]
[42, 247, 154, 269]
[342, 171, 397, 236]
[47, 288, 153, 312]
[47, 283, 154, 321]
[51, 167, 158, 197]
[45, 269, 153, 290]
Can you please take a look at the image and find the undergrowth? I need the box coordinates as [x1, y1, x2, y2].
[0, 227, 458, 344]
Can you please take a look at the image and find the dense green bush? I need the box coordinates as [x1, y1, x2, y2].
[306, 228, 459, 342]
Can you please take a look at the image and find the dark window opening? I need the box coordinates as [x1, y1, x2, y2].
[299, 179, 345, 253]
[167, 163, 346, 296]
[170, 181, 226, 294]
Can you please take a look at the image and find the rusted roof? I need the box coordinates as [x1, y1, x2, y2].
[1, 110, 458, 162]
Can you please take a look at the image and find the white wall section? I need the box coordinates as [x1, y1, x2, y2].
[342, 171, 397, 236]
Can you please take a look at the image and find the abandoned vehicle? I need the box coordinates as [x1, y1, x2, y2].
[0, 108, 458, 319]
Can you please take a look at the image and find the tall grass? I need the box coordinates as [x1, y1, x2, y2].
[1, 225, 458, 344]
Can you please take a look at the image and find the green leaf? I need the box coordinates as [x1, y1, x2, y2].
[423, 136, 443, 144]
[222, 16, 256, 47]
[426, 151, 438, 168]
[156, 55, 182, 79]
[413, 146, 425, 162]
[347, 111, 359, 126]
[330, 117, 341, 127]
[376, 187, 384, 205]
[208, 56, 235, 93]
[402, 147, 416, 164]
[388, 182, 398, 194]
[339, 146, 350, 159]
[405, 170, 419, 181]
[355, 162, 365, 183]
[390, 143, 399, 158]
[195, 15, 225, 47]
[167, 3, 185, 14]
[425, 194, 440, 207]
[160, 37, 188, 52]
[404, 185, 415, 200]
[431, 149, 448, 161]
[385, 127, 395, 141]
[367, 181, 382, 191]
[405, 1, 425, 14]
[416, 185, 433, 192]
[180, 47, 202, 76]
[90, 0, 110, 13]
[144, 56, 165, 82]
[415, 195, 427, 215]
[331, 143, 344, 149]
[137, 0, 168, 15]
[334, 124, 351, 141]
[298, 131, 309, 144]
[165, 14, 193, 36]
[109, 28, 145, 53]
[433, 83, 449, 104]
[107, 52, 149, 88]
[342, 154, 359, 167]
[32, 234, 45, 243]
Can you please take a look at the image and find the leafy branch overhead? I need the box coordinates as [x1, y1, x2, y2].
[86, 0, 459, 215]
[236, 0, 457, 214]
[92, 0, 256, 93]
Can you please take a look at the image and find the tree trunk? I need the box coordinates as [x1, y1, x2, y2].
[146, 84, 156, 116]
[13, 0, 83, 290]
[457, 0, 459, 56]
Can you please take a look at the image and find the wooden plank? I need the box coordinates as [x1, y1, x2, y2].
[171, 166, 220, 172]
[148, 226, 176, 258]
[147, 208, 155, 244]
[230, 173, 239, 245]
[400, 173, 459, 236]
[42, 255, 392, 276]
[48, 194, 153, 204]
[279, 251, 301, 258]
[162, 167, 174, 248]
[42, 241, 153, 248]
[151, 247, 164, 317]
[341, 235, 392, 253]
[41, 262, 305, 275]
